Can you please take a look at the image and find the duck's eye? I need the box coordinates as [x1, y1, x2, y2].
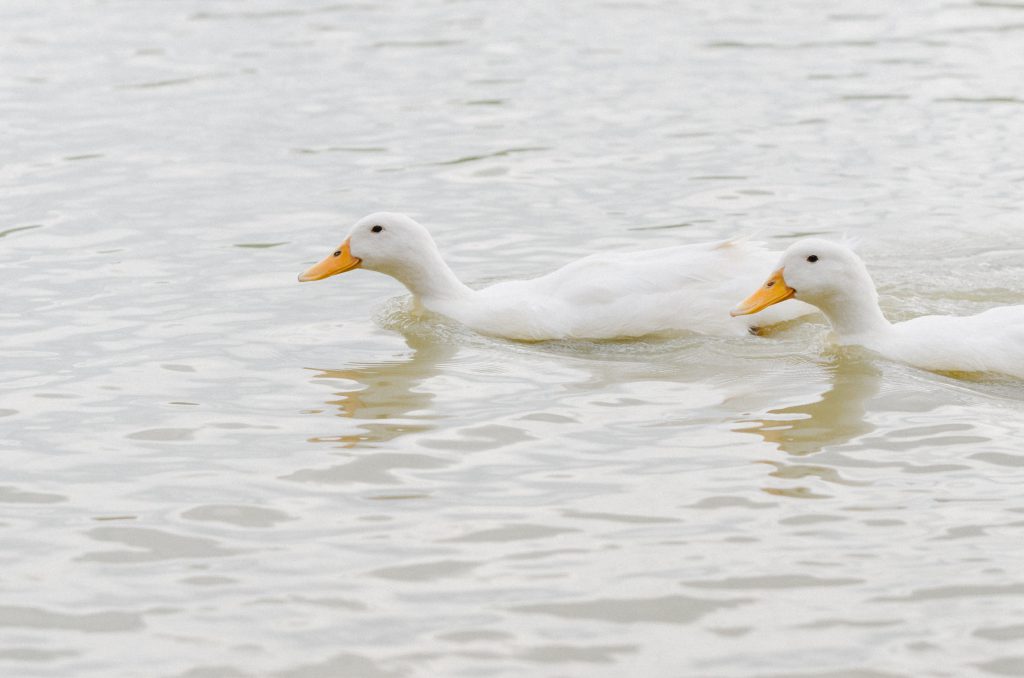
[371, 225, 383, 233]
[333, 250, 341, 257]
[807, 255, 819, 263]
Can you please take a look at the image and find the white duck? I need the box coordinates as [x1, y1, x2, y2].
[298, 212, 816, 341]
[732, 238, 1024, 378]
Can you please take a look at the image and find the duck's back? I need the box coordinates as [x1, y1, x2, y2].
[886, 306, 1024, 377]
[452, 239, 814, 340]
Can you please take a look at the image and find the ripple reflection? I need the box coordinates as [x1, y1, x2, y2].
[742, 355, 882, 456]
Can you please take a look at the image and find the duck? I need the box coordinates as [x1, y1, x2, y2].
[731, 238, 1024, 378]
[298, 212, 817, 341]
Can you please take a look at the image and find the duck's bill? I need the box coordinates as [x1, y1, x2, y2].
[731, 268, 795, 316]
[298, 239, 361, 282]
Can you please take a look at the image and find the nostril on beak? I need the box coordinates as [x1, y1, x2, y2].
[766, 280, 775, 288]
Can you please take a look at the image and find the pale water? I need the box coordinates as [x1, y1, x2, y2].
[3, 1, 1024, 677]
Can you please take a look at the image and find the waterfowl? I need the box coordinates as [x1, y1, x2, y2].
[299, 212, 816, 341]
[732, 238, 1024, 378]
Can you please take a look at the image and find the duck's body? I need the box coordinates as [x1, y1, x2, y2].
[851, 307, 1024, 377]
[299, 213, 816, 341]
[733, 238, 1024, 379]
[429, 238, 816, 340]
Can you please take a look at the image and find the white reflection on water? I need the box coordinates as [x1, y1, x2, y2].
[743, 353, 883, 457]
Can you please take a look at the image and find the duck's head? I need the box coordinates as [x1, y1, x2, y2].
[298, 212, 436, 282]
[732, 238, 873, 316]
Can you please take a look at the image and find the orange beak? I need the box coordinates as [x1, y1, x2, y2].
[298, 239, 361, 282]
[731, 268, 795, 316]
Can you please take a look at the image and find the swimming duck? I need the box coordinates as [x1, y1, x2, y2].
[299, 212, 816, 341]
[732, 238, 1024, 378]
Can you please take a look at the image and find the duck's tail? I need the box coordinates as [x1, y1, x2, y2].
[712, 232, 765, 251]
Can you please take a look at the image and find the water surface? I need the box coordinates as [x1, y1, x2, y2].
[3, 1, 1024, 676]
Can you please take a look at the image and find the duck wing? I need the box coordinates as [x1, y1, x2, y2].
[467, 238, 815, 340]
[893, 306, 1024, 377]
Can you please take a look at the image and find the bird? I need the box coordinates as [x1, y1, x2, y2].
[731, 237, 1024, 378]
[298, 212, 816, 341]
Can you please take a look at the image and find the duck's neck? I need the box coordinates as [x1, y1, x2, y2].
[813, 274, 892, 341]
[386, 246, 474, 304]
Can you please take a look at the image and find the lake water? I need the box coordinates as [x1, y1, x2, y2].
[3, 1, 1024, 676]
